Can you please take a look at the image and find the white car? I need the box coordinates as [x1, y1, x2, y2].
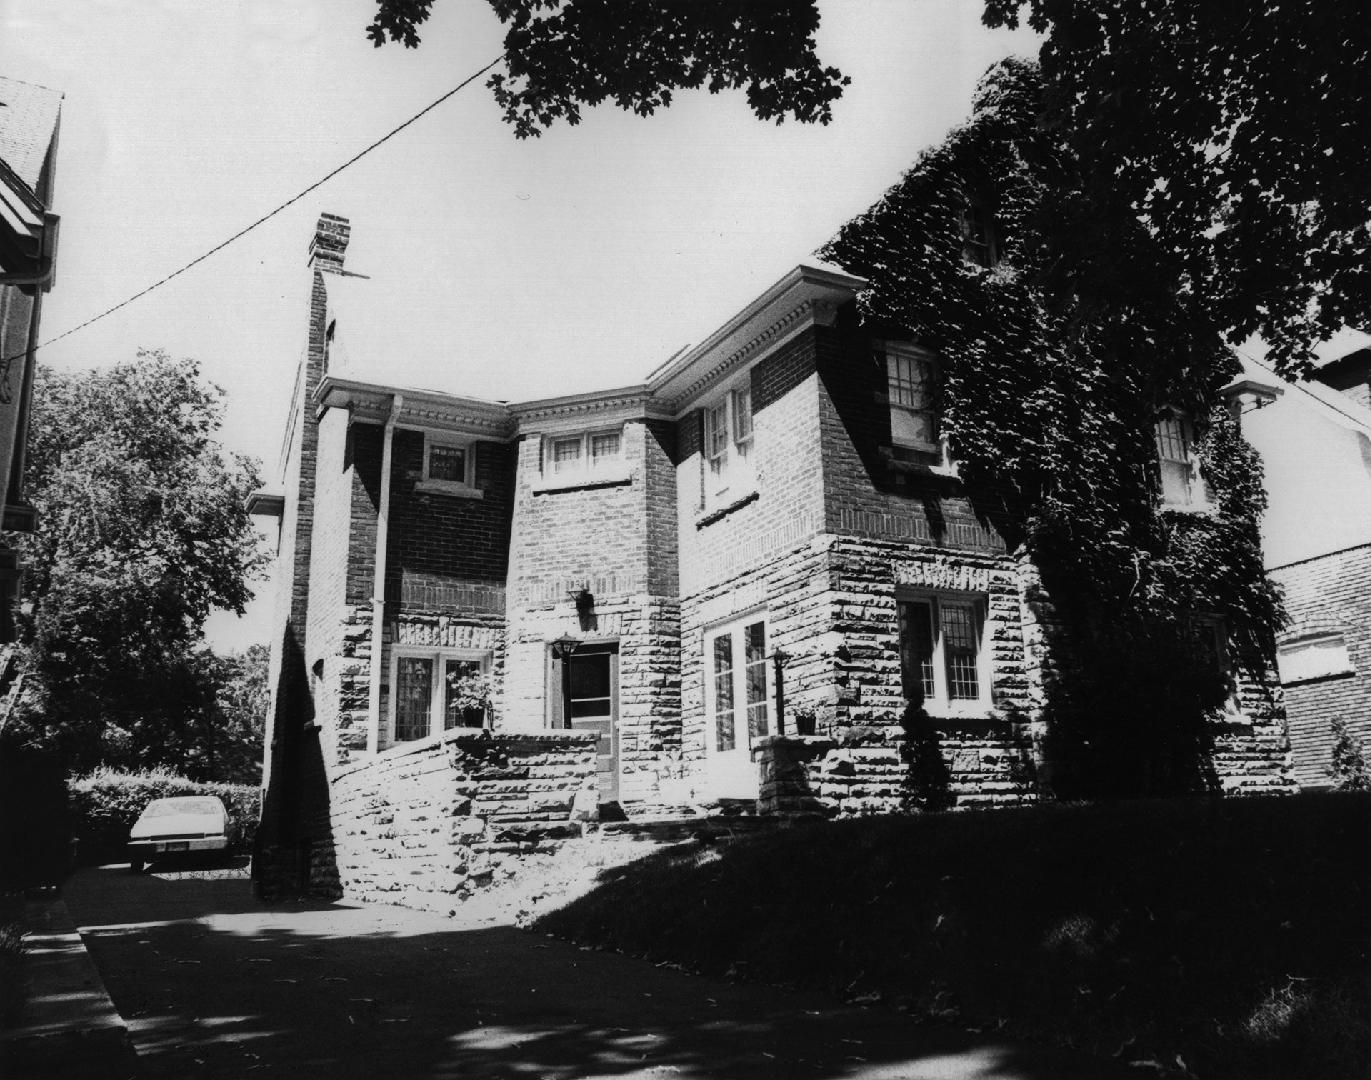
[127, 795, 235, 873]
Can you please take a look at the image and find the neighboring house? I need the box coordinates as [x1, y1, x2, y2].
[1224, 334, 1371, 787]
[0, 76, 61, 643]
[253, 214, 1290, 899]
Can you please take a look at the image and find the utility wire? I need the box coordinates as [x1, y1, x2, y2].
[4, 53, 506, 367]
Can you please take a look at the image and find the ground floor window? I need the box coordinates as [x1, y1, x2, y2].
[706, 614, 770, 752]
[392, 649, 491, 743]
[897, 593, 988, 712]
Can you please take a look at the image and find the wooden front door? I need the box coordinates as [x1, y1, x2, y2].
[555, 645, 620, 804]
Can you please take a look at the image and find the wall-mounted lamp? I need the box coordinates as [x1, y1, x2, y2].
[569, 587, 596, 631]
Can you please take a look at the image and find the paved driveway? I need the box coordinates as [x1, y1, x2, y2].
[63, 863, 1137, 1079]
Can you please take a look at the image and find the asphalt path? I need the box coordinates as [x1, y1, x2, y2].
[63, 862, 1140, 1079]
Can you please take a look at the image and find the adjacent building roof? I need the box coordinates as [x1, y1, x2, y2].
[0, 75, 63, 192]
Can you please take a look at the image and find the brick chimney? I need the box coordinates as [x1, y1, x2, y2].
[307, 212, 350, 273]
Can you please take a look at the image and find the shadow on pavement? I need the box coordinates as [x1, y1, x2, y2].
[62, 865, 1137, 1080]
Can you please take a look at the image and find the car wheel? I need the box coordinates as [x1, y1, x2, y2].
[129, 857, 144, 875]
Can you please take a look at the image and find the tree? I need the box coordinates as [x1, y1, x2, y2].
[13, 351, 266, 775]
[819, 60, 1278, 797]
[372, 1, 1370, 373]
[368, 0, 847, 137]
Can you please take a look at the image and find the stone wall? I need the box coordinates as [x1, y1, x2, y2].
[757, 726, 1036, 816]
[326, 730, 597, 910]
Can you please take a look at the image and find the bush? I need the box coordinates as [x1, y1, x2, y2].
[68, 767, 260, 863]
[0, 917, 26, 1029]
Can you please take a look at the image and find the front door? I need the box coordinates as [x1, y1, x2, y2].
[705, 615, 769, 800]
[561, 646, 619, 803]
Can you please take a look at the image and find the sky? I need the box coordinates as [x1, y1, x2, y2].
[0, 0, 1039, 650]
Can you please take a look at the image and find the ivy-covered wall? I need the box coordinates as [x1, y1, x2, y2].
[819, 58, 1288, 798]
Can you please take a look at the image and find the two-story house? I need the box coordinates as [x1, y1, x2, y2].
[252, 213, 1290, 899]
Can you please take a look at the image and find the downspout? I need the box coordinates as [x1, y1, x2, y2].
[366, 394, 403, 754]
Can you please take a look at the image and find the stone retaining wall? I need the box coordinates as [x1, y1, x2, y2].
[757, 726, 1037, 816]
[326, 730, 597, 910]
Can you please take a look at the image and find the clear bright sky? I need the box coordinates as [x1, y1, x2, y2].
[0, 0, 1038, 651]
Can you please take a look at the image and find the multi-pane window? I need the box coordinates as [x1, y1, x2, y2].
[542, 428, 624, 478]
[1188, 615, 1243, 714]
[426, 441, 469, 484]
[961, 198, 998, 268]
[882, 346, 941, 454]
[898, 595, 987, 710]
[1154, 412, 1206, 508]
[708, 615, 770, 753]
[551, 436, 582, 474]
[392, 650, 490, 743]
[702, 381, 755, 502]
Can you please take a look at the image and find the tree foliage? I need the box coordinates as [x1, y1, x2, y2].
[368, 0, 848, 137]
[373, 1, 1370, 376]
[13, 351, 267, 777]
[819, 61, 1282, 797]
[981, 0, 1371, 375]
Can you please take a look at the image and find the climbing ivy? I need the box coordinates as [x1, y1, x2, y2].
[820, 60, 1285, 798]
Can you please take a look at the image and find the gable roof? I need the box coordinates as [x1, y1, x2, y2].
[1229, 348, 1371, 438]
[0, 75, 62, 193]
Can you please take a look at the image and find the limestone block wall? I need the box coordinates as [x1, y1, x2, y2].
[327, 730, 597, 910]
[757, 728, 1037, 816]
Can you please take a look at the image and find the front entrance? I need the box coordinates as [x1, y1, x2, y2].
[704, 614, 769, 800]
[552, 644, 620, 803]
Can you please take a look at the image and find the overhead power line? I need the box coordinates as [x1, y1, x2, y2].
[4, 53, 506, 368]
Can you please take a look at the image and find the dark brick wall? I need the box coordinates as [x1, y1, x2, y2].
[816, 315, 1013, 554]
[387, 430, 515, 596]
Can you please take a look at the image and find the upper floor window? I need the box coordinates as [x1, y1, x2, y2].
[544, 428, 623, 477]
[882, 345, 942, 457]
[702, 382, 754, 503]
[960, 197, 999, 268]
[1154, 411, 1207, 509]
[425, 440, 472, 485]
[898, 592, 989, 713]
[392, 648, 491, 744]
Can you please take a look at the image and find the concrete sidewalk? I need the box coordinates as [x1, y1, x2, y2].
[62, 864, 1140, 1079]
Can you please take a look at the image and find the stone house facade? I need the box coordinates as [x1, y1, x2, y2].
[254, 213, 1290, 896]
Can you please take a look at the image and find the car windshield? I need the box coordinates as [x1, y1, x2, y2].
[141, 797, 222, 817]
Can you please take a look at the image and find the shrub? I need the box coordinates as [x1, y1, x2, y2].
[68, 767, 260, 862]
[1328, 717, 1371, 792]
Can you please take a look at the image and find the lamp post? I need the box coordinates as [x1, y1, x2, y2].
[549, 633, 580, 729]
[771, 648, 790, 736]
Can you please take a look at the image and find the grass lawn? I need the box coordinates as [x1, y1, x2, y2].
[535, 793, 1371, 1079]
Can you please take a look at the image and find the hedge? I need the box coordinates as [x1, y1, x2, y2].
[69, 767, 261, 863]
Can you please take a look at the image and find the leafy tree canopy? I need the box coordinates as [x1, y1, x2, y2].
[819, 60, 1282, 797]
[368, 0, 848, 137]
[980, 0, 1371, 374]
[372, 1, 1370, 375]
[14, 351, 267, 776]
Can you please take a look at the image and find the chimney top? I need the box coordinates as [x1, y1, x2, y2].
[308, 213, 350, 272]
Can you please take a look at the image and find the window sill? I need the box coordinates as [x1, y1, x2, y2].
[881, 445, 960, 480]
[416, 479, 484, 499]
[531, 466, 634, 494]
[695, 489, 760, 528]
[1281, 668, 1356, 687]
[1159, 498, 1215, 516]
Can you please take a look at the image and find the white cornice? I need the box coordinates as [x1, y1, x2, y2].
[314, 375, 516, 440]
[509, 385, 672, 435]
[647, 262, 867, 413]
